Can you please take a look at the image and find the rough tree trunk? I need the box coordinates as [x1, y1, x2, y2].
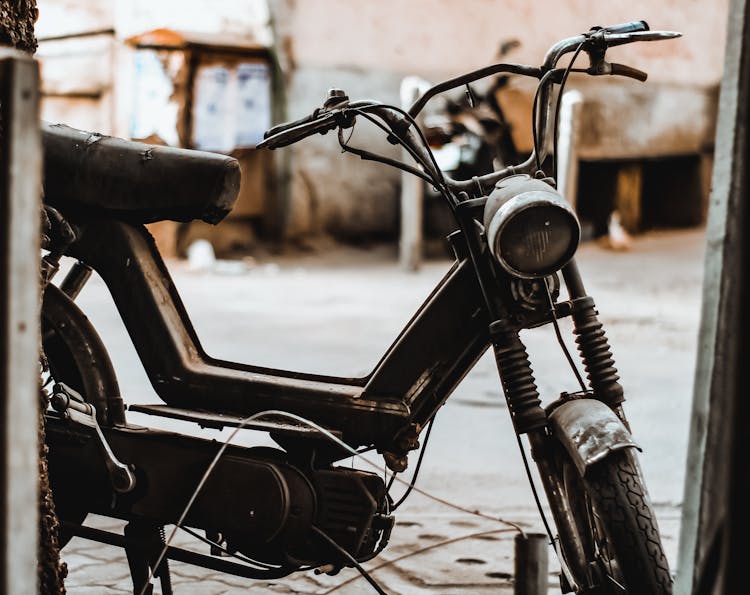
[0, 0, 38, 54]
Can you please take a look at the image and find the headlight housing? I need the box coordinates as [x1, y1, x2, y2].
[483, 175, 580, 279]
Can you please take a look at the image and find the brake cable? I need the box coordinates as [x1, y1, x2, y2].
[552, 42, 586, 180]
[337, 129, 435, 185]
[346, 106, 444, 185]
[313, 526, 389, 595]
[356, 103, 451, 189]
[339, 107, 459, 211]
[178, 526, 284, 571]
[545, 278, 588, 392]
[530, 68, 557, 172]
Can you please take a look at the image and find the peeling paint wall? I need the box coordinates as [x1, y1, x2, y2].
[35, 0, 274, 254]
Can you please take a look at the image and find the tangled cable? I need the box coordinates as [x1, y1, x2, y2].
[138, 409, 524, 595]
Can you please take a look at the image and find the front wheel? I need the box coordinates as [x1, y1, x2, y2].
[562, 449, 672, 594]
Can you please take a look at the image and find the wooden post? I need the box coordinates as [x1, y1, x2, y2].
[675, 0, 750, 592]
[0, 49, 41, 595]
[514, 533, 548, 595]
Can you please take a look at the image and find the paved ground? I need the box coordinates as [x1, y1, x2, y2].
[58, 227, 705, 594]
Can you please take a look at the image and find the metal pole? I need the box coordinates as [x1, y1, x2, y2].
[514, 532, 548, 595]
[0, 49, 41, 595]
[399, 76, 430, 271]
[556, 89, 583, 209]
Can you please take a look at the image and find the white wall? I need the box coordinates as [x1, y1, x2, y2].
[283, 0, 727, 87]
[36, 0, 271, 42]
[35, 0, 272, 135]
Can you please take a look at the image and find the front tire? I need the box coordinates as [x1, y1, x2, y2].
[581, 450, 672, 594]
[558, 447, 672, 594]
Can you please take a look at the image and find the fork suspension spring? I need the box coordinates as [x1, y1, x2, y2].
[571, 297, 624, 407]
[491, 328, 546, 433]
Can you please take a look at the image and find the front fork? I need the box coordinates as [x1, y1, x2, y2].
[490, 261, 626, 430]
[490, 259, 627, 589]
[490, 323, 591, 588]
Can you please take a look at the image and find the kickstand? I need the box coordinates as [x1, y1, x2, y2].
[124, 522, 173, 595]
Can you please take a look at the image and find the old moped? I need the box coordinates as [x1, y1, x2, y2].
[41, 21, 678, 594]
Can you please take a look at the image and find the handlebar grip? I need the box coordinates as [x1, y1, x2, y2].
[263, 110, 322, 140]
[258, 114, 338, 149]
[601, 21, 649, 34]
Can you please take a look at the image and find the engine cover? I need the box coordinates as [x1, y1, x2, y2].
[46, 419, 393, 570]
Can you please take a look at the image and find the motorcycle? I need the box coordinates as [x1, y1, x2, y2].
[40, 21, 679, 594]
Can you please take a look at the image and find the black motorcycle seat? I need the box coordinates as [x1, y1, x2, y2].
[42, 122, 241, 225]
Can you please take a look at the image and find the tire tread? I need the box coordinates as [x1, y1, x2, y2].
[584, 450, 672, 594]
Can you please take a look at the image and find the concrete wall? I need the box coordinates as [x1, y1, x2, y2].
[278, 1, 726, 86]
[270, 0, 728, 239]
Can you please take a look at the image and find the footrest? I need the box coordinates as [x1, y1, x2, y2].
[128, 404, 342, 440]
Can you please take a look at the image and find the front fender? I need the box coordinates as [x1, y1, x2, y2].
[548, 399, 640, 477]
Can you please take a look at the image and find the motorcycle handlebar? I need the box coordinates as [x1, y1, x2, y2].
[541, 24, 678, 70]
[602, 30, 682, 48]
[259, 98, 380, 150]
[259, 22, 681, 193]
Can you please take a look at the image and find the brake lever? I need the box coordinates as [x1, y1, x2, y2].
[583, 29, 681, 82]
[589, 61, 649, 82]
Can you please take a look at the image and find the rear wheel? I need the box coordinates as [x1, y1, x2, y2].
[41, 283, 122, 546]
[561, 449, 672, 594]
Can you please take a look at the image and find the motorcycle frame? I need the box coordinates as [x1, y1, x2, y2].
[65, 216, 503, 453]
[53, 31, 606, 457]
[53, 207, 611, 588]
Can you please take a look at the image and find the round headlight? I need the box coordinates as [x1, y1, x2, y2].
[484, 176, 580, 279]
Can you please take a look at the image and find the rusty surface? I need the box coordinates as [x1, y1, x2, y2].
[548, 398, 639, 476]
